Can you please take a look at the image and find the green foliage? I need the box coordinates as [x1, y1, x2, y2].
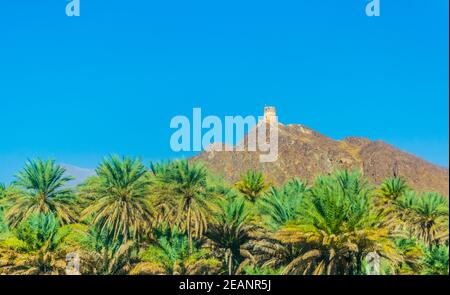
[141, 227, 192, 274]
[421, 244, 449, 275]
[235, 170, 269, 203]
[387, 238, 425, 274]
[0, 213, 76, 274]
[0, 184, 8, 237]
[136, 225, 220, 275]
[4, 159, 76, 228]
[9, 213, 77, 253]
[275, 170, 401, 275]
[75, 225, 137, 275]
[379, 177, 409, 201]
[410, 192, 449, 247]
[0, 158, 449, 276]
[302, 170, 375, 235]
[0, 183, 5, 199]
[395, 191, 418, 210]
[15, 213, 60, 251]
[0, 215, 7, 238]
[396, 191, 448, 247]
[259, 178, 307, 229]
[150, 160, 214, 251]
[82, 155, 153, 243]
[206, 196, 258, 274]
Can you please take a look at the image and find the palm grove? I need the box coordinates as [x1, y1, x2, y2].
[0, 157, 448, 275]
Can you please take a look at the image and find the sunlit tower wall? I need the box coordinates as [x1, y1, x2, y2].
[263, 106, 277, 124]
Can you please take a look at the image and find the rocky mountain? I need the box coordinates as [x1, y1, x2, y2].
[193, 122, 449, 196]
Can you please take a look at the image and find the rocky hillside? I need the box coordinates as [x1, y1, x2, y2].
[193, 123, 449, 196]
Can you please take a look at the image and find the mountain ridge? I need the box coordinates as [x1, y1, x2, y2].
[193, 122, 449, 196]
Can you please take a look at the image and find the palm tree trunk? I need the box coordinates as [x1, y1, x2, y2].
[228, 252, 233, 275]
[356, 253, 362, 275]
[427, 228, 433, 250]
[187, 207, 192, 254]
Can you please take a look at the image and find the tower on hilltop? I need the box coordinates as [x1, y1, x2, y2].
[264, 106, 277, 123]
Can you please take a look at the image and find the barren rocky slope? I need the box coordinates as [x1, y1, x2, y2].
[193, 123, 449, 196]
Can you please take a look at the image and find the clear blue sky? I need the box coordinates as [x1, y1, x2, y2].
[0, 0, 448, 183]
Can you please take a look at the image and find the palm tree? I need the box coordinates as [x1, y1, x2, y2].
[0, 183, 5, 198]
[235, 170, 269, 203]
[395, 191, 419, 215]
[421, 244, 449, 275]
[379, 177, 409, 202]
[390, 238, 424, 274]
[131, 226, 220, 275]
[82, 156, 153, 243]
[4, 159, 76, 228]
[0, 183, 7, 217]
[150, 160, 213, 252]
[0, 213, 74, 274]
[77, 226, 138, 275]
[246, 229, 303, 273]
[258, 178, 307, 229]
[275, 171, 401, 275]
[408, 192, 448, 248]
[206, 196, 259, 274]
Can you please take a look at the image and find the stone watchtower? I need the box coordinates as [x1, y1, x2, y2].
[264, 106, 277, 124]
